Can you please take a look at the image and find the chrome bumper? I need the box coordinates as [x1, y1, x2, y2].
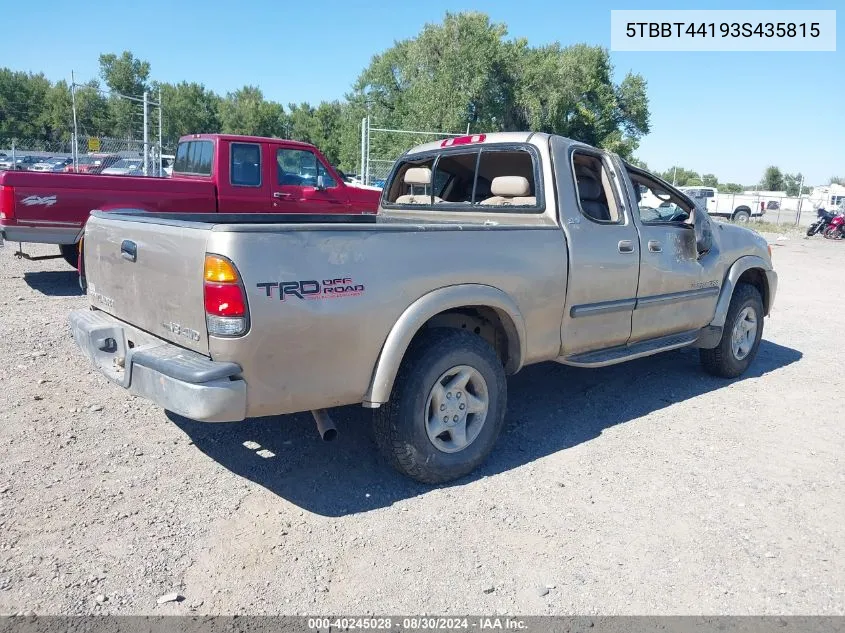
[68, 309, 247, 422]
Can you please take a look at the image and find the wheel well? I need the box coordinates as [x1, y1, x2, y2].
[415, 306, 520, 373]
[733, 206, 751, 214]
[737, 268, 769, 314]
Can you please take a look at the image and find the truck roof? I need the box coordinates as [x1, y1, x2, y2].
[178, 133, 319, 151]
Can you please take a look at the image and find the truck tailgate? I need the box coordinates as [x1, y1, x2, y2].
[83, 214, 211, 355]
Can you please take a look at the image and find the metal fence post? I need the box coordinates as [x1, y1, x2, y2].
[142, 91, 149, 176]
[360, 117, 366, 183]
[10, 140, 15, 170]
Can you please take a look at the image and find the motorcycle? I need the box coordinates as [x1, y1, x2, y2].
[823, 211, 845, 240]
[807, 207, 835, 236]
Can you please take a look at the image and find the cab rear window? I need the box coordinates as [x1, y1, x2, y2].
[174, 140, 213, 175]
[384, 144, 542, 213]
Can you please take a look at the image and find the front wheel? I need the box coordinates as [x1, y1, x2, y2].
[700, 283, 764, 378]
[59, 243, 79, 268]
[372, 328, 507, 484]
[807, 223, 819, 236]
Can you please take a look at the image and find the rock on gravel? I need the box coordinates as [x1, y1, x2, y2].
[156, 593, 184, 605]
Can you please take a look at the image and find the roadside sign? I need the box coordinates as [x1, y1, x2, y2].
[87, 138, 101, 152]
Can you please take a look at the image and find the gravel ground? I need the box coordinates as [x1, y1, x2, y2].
[0, 235, 842, 616]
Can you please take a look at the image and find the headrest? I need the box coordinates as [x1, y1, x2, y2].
[490, 176, 530, 197]
[404, 167, 431, 186]
[575, 168, 601, 201]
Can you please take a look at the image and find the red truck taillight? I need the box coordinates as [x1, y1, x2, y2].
[0, 185, 14, 219]
[203, 254, 249, 337]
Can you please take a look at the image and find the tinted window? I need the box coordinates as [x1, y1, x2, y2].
[174, 140, 213, 175]
[230, 143, 261, 187]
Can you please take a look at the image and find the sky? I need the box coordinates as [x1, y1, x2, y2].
[2, 0, 842, 185]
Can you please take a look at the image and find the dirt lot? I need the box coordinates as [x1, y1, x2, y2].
[0, 235, 842, 616]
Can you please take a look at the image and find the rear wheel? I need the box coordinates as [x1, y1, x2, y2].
[59, 243, 79, 268]
[823, 226, 841, 240]
[700, 283, 764, 378]
[372, 328, 507, 484]
[732, 208, 751, 223]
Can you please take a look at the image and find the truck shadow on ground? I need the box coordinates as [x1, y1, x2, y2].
[170, 340, 801, 517]
[23, 270, 84, 296]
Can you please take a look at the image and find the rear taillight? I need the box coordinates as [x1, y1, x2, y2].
[203, 254, 249, 337]
[0, 185, 14, 220]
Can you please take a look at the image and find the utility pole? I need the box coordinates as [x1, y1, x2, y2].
[70, 71, 79, 172]
[142, 91, 149, 176]
[795, 174, 805, 226]
[672, 166, 677, 186]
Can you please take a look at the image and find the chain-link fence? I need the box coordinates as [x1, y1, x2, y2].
[359, 117, 464, 187]
[0, 136, 169, 176]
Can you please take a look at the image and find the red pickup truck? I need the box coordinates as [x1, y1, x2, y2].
[0, 134, 380, 266]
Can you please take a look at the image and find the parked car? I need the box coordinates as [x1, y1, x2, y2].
[30, 157, 74, 172]
[0, 134, 380, 267]
[68, 131, 777, 484]
[0, 155, 42, 171]
[64, 154, 122, 174]
[100, 158, 145, 176]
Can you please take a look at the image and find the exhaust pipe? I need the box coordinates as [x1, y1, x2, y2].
[311, 409, 337, 442]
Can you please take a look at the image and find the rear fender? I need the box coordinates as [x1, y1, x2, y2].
[363, 284, 526, 407]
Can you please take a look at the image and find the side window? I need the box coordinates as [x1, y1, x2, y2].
[230, 143, 261, 187]
[276, 148, 335, 188]
[572, 153, 621, 223]
[629, 171, 692, 224]
[174, 141, 213, 175]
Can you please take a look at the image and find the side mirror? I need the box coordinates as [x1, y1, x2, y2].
[693, 204, 714, 256]
[316, 174, 326, 191]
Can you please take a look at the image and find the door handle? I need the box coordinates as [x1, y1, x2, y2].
[120, 240, 137, 262]
[273, 191, 292, 199]
[648, 240, 662, 253]
[618, 240, 634, 253]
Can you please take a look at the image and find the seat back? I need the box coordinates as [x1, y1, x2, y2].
[395, 167, 440, 204]
[479, 176, 536, 206]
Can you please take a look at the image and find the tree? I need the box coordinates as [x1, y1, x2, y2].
[99, 51, 151, 139]
[660, 166, 701, 186]
[701, 173, 718, 188]
[760, 166, 785, 191]
[155, 81, 221, 149]
[218, 86, 286, 138]
[719, 183, 744, 194]
[830, 176, 844, 186]
[783, 172, 804, 197]
[351, 12, 650, 160]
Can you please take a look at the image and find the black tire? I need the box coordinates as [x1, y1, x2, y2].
[700, 283, 764, 378]
[732, 208, 751, 223]
[372, 328, 507, 484]
[59, 243, 79, 268]
[806, 224, 818, 236]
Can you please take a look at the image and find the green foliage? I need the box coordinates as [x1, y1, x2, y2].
[0, 12, 651, 172]
[760, 166, 785, 191]
[659, 166, 702, 187]
[830, 176, 844, 186]
[719, 183, 744, 194]
[352, 12, 650, 160]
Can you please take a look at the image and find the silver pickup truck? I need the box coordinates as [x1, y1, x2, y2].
[69, 132, 777, 483]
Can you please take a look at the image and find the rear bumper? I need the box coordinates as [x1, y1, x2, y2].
[68, 308, 247, 422]
[1, 222, 82, 245]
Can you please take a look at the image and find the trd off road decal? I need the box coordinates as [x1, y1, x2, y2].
[257, 277, 365, 301]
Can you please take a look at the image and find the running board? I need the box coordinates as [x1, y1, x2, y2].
[14, 250, 62, 261]
[560, 330, 700, 368]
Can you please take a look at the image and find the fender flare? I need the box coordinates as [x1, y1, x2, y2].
[363, 284, 527, 407]
[710, 255, 775, 328]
